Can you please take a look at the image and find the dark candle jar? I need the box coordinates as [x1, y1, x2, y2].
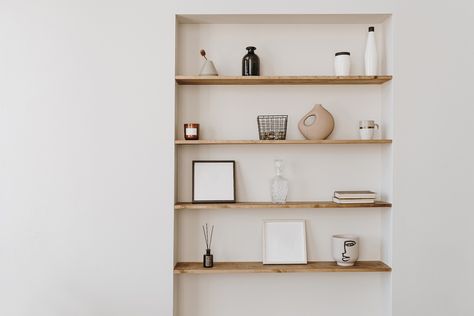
[184, 123, 199, 140]
[242, 46, 260, 76]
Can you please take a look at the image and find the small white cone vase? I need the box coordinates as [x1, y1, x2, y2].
[199, 60, 218, 76]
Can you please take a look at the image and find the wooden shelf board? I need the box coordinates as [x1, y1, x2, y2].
[174, 261, 392, 274]
[177, 14, 391, 25]
[175, 139, 392, 145]
[175, 75, 392, 85]
[175, 201, 392, 210]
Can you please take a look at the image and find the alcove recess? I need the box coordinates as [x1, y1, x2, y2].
[174, 13, 393, 316]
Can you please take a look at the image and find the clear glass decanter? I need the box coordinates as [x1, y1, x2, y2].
[271, 159, 289, 204]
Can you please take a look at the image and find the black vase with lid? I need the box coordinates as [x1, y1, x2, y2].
[242, 46, 260, 76]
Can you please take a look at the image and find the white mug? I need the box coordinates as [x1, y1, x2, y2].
[332, 234, 359, 266]
[359, 120, 379, 140]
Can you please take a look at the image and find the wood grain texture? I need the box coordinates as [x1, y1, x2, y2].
[174, 201, 392, 210]
[175, 75, 392, 85]
[175, 139, 392, 145]
[174, 261, 392, 274]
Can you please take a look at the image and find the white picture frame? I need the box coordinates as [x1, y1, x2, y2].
[263, 219, 307, 264]
[192, 160, 236, 203]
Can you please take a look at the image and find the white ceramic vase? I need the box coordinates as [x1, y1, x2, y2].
[364, 26, 378, 76]
[199, 60, 218, 76]
[332, 234, 359, 266]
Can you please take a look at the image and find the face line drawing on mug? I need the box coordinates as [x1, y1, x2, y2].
[341, 240, 357, 262]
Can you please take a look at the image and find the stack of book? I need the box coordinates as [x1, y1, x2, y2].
[333, 191, 376, 204]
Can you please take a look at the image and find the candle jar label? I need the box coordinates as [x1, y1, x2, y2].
[186, 127, 197, 136]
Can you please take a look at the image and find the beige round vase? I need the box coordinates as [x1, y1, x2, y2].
[298, 104, 335, 140]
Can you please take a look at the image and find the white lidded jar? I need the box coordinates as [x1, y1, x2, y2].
[334, 51, 351, 76]
[364, 26, 378, 75]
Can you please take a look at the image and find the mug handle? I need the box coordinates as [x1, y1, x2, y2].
[374, 123, 380, 130]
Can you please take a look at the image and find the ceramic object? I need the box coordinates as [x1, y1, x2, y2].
[242, 46, 260, 76]
[334, 52, 351, 76]
[199, 60, 218, 76]
[359, 120, 379, 140]
[364, 26, 378, 75]
[332, 234, 359, 266]
[298, 105, 335, 140]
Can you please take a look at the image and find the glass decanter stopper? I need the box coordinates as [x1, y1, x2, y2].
[271, 159, 288, 204]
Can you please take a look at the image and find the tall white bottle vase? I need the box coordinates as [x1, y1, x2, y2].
[364, 26, 378, 76]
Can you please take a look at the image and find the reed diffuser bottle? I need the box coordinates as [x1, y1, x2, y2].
[202, 223, 214, 268]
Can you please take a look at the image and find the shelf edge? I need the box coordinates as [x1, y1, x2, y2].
[174, 261, 392, 274]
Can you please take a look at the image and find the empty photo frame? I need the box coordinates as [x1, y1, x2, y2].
[263, 220, 307, 264]
[192, 160, 236, 203]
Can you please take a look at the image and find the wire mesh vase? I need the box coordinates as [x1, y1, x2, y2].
[257, 115, 288, 140]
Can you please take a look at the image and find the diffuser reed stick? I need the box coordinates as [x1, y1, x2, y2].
[202, 223, 214, 249]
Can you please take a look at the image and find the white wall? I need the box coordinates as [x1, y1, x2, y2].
[1, 1, 474, 316]
[0, 2, 175, 315]
[392, 1, 474, 315]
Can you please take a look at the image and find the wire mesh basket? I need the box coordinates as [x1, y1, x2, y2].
[257, 115, 288, 140]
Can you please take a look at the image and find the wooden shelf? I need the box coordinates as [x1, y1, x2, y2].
[175, 201, 392, 210]
[175, 75, 392, 85]
[175, 139, 392, 145]
[174, 261, 391, 274]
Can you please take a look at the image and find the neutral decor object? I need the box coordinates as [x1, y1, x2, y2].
[332, 234, 360, 266]
[334, 52, 351, 76]
[271, 159, 288, 204]
[202, 223, 214, 268]
[359, 120, 379, 140]
[184, 123, 199, 140]
[333, 197, 375, 204]
[199, 49, 218, 76]
[192, 161, 236, 203]
[298, 104, 335, 140]
[257, 115, 288, 140]
[333, 190, 376, 204]
[242, 46, 260, 76]
[334, 191, 376, 199]
[263, 220, 307, 264]
[364, 26, 378, 76]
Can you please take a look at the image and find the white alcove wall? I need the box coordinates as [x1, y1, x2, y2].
[174, 14, 393, 316]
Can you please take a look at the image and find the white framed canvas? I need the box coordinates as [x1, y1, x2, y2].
[263, 219, 307, 264]
[192, 160, 236, 203]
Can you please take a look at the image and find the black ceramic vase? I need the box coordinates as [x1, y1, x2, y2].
[242, 46, 260, 76]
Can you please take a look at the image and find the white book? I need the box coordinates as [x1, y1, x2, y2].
[334, 191, 376, 199]
[333, 197, 375, 204]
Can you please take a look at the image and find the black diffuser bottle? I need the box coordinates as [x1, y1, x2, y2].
[203, 249, 213, 268]
[242, 46, 260, 76]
